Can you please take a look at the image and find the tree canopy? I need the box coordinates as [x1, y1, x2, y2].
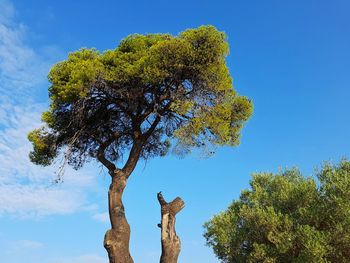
[204, 160, 350, 263]
[28, 25, 253, 172]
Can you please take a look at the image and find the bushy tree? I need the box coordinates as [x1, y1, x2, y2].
[28, 25, 253, 263]
[204, 160, 350, 263]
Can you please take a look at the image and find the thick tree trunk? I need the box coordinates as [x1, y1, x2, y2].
[157, 192, 185, 263]
[104, 170, 133, 263]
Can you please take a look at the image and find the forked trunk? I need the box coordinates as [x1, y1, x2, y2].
[157, 192, 185, 263]
[104, 170, 133, 263]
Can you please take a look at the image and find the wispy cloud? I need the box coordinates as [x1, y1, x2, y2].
[2, 239, 44, 258]
[0, 184, 86, 217]
[0, 21, 47, 100]
[50, 254, 107, 263]
[0, 0, 102, 218]
[3, 240, 107, 263]
[13, 239, 44, 250]
[0, 102, 98, 217]
[0, 0, 15, 26]
[92, 212, 109, 223]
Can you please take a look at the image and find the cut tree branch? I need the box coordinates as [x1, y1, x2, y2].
[157, 192, 185, 263]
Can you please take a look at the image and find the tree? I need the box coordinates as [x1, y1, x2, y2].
[204, 160, 350, 263]
[28, 25, 253, 263]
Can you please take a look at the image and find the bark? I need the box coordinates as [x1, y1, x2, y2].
[101, 138, 143, 263]
[104, 169, 133, 263]
[157, 192, 185, 263]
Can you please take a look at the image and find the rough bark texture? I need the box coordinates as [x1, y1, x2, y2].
[157, 192, 185, 263]
[104, 170, 133, 263]
[102, 139, 142, 263]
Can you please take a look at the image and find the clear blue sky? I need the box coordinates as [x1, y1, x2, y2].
[0, 0, 349, 262]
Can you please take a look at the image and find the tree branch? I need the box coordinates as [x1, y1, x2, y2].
[121, 140, 143, 177]
[157, 191, 185, 217]
[97, 133, 119, 172]
[143, 115, 161, 139]
[157, 191, 167, 206]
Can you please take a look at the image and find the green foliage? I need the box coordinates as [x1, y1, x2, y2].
[27, 128, 57, 166]
[204, 160, 350, 263]
[28, 25, 252, 169]
[48, 48, 102, 103]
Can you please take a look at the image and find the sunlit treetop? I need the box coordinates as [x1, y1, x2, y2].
[28, 25, 253, 172]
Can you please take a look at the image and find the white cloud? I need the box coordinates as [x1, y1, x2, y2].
[0, 0, 102, 218]
[2, 242, 108, 263]
[0, 102, 99, 217]
[0, 23, 48, 99]
[3, 239, 44, 256]
[92, 212, 109, 223]
[0, 0, 15, 26]
[0, 0, 50, 101]
[0, 184, 85, 217]
[14, 239, 44, 249]
[51, 254, 107, 263]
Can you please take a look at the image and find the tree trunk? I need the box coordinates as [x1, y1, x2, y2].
[157, 192, 185, 263]
[104, 170, 133, 263]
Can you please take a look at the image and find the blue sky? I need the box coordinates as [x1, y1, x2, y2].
[0, 0, 349, 262]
